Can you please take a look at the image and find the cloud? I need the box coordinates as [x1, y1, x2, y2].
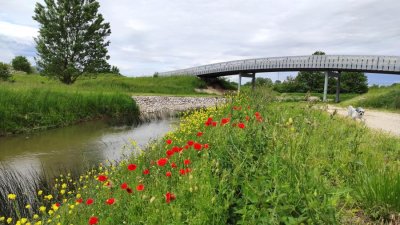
[0, 0, 399, 85]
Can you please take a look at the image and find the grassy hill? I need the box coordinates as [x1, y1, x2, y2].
[341, 83, 400, 112]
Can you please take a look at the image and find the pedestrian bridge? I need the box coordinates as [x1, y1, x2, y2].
[158, 55, 400, 102]
[159, 55, 400, 77]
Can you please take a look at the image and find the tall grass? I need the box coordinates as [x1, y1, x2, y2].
[342, 83, 400, 111]
[0, 88, 139, 135]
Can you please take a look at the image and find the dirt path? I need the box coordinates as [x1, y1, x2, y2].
[326, 105, 400, 137]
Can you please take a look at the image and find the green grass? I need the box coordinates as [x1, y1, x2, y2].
[341, 84, 400, 112]
[0, 73, 212, 135]
[278, 92, 359, 102]
[3, 89, 399, 224]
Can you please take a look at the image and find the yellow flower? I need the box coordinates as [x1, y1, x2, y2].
[37, 190, 43, 196]
[25, 204, 31, 209]
[76, 194, 81, 198]
[69, 205, 75, 209]
[60, 189, 66, 195]
[7, 193, 16, 200]
[48, 210, 54, 215]
[0, 216, 5, 222]
[21, 218, 28, 224]
[39, 206, 46, 212]
[61, 183, 67, 189]
[6, 218, 12, 224]
[44, 194, 53, 200]
[34, 221, 42, 225]
[26, 223, 31, 225]
[33, 214, 39, 219]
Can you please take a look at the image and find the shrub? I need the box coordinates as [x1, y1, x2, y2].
[0, 62, 11, 80]
[11, 56, 32, 74]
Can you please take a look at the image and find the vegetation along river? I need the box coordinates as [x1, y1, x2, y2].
[0, 118, 176, 180]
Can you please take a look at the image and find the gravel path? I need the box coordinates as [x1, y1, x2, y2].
[132, 96, 225, 121]
[327, 105, 400, 137]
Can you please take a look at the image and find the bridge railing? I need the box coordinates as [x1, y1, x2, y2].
[159, 55, 400, 76]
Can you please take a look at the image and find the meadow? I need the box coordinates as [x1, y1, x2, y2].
[1, 89, 399, 224]
[0, 73, 210, 135]
[341, 83, 400, 112]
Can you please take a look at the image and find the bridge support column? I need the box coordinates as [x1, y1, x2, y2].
[251, 73, 256, 90]
[239, 72, 256, 92]
[335, 72, 341, 103]
[238, 74, 242, 92]
[323, 72, 328, 102]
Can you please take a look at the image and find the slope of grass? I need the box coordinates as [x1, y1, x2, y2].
[0, 88, 139, 136]
[341, 84, 400, 111]
[2, 90, 399, 224]
[3, 73, 209, 96]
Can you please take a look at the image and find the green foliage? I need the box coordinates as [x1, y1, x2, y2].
[0, 88, 139, 135]
[244, 77, 273, 87]
[342, 83, 400, 111]
[0, 62, 11, 81]
[11, 56, 32, 74]
[33, 0, 111, 84]
[340, 72, 368, 94]
[110, 66, 120, 75]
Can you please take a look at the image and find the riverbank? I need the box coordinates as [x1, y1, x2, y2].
[1, 90, 399, 224]
[133, 96, 226, 121]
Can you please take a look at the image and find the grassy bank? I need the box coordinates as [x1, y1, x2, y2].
[0, 73, 213, 135]
[3, 73, 209, 96]
[1, 90, 399, 224]
[0, 88, 139, 135]
[341, 84, 400, 111]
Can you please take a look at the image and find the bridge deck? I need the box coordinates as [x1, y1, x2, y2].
[159, 55, 400, 77]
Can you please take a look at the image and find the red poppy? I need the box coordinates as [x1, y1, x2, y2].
[172, 146, 180, 152]
[187, 140, 194, 146]
[221, 118, 230, 125]
[157, 158, 168, 167]
[255, 112, 261, 117]
[165, 192, 176, 204]
[126, 188, 133, 194]
[166, 171, 172, 177]
[232, 123, 237, 127]
[184, 145, 189, 149]
[257, 117, 263, 122]
[245, 116, 250, 121]
[171, 162, 177, 168]
[127, 164, 137, 171]
[185, 168, 191, 173]
[184, 159, 191, 165]
[76, 198, 83, 204]
[207, 117, 213, 122]
[97, 175, 107, 182]
[238, 123, 245, 129]
[136, 184, 144, 191]
[197, 132, 203, 137]
[86, 198, 94, 205]
[166, 139, 172, 145]
[106, 198, 115, 205]
[212, 121, 217, 126]
[204, 143, 209, 149]
[179, 169, 185, 175]
[89, 216, 98, 225]
[166, 150, 174, 157]
[121, 183, 128, 190]
[194, 143, 202, 151]
[55, 202, 61, 207]
[143, 169, 150, 175]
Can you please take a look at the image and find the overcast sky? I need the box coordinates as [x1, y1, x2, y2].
[1, 0, 400, 85]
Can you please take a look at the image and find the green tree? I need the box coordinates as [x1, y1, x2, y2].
[340, 72, 368, 93]
[11, 56, 32, 74]
[33, 0, 111, 84]
[0, 62, 11, 81]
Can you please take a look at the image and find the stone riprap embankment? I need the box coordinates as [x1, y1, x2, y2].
[132, 96, 226, 121]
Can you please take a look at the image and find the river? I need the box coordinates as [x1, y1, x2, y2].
[0, 119, 176, 179]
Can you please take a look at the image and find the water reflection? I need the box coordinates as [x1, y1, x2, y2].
[0, 119, 175, 178]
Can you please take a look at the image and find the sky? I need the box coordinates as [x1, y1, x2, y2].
[1, 0, 400, 85]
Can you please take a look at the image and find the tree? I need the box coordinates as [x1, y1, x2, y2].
[110, 66, 120, 75]
[12, 56, 32, 74]
[295, 51, 327, 92]
[0, 62, 11, 81]
[33, 0, 111, 84]
[340, 72, 368, 93]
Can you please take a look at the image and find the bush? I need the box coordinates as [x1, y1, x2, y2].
[0, 62, 11, 80]
[11, 56, 32, 74]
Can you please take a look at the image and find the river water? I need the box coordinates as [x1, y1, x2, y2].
[0, 119, 176, 179]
